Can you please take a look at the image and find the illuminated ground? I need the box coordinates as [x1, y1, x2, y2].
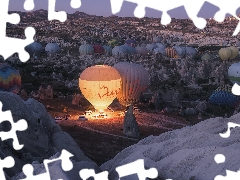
[37, 97, 191, 165]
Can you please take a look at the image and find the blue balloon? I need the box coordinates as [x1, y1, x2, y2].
[25, 42, 43, 58]
[209, 85, 240, 107]
[79, 44, 94, 55]
[112, 46, 128, 56]
[45, 43, 60, 56]
[103, 45, 112, 55]
[122, 44, 136, 54]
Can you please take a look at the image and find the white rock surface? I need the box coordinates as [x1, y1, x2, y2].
[0, 92, 97, 178]
[101, 114, 240, 180]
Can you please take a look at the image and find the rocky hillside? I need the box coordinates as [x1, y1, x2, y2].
[0, 92, 99, 179]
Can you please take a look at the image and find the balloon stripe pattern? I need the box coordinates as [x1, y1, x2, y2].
[79, 44, 94, 55]
[209, 85, 240, 107]
[0, 64, 21, 93]
[113, 62, 149, 107]
[165, 47, 177, 58]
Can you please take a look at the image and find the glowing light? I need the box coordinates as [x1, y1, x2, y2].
[79, 65, 121, 111]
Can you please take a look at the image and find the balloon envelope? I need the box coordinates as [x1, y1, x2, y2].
[0, 64, 21, 93]
[79, 44, 94, 55]
[228, 62, 240, 85]
[185, 47, 197, 58]
[79, 65, 121, 111]
[135, 46, 148, 56]
[45, 43, 60, 56]
[112, 46, 128, 56]
[228, 46, 239, 60]
[165, 47, 177, 58]
[156, 43, 166, 49]
[209, 85, 240, 107]
[219, 48, 231, 61]
[25, 42, 43, 57]
[173, 46, 186, 58]
[103, 45, 112, 55]
[153, 48, 166, 55]
[113, 62, 149, 106]
[93, 45, 104, 54]
[146, 44, 158, 52]
[122, 44, 136, 54]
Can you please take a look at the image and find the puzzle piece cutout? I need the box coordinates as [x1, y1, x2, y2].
[0, 156, 15, 180]
[214, 153, 240, 180]
[219, 122, 240, 138]
[115, 159, 158, 180]
[19, 149, 74, 180]
[0, 0, 81, 63]
[110, 0, 240, 35]
[214, 122, 240, 179]
[0, 101, 28, 150]
[0, 0, 35, 62]
[79, 169, 109, 180]
[232, 83, 240, 96]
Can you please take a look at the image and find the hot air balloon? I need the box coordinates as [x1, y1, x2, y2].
[108, 39, 119, 48]
[185, 47, 197, 58]
[228, 62, 240, 85]
[135, 46, 148, 56]
[228, 46, 239, 60]
[153, 48, 166, 55]
[165, 47, 178, 58]
[219, 48, 231, 61]
[156, 43, 166, 49]
[45, 43, 60, 56]
[103, 45, 112, 55]
[0, 64, 21, 94]
[113, 62, 149, 106]
[79, 44, 94, 55]
[125, 39, 137, 47]
[93, 44, 104, 54]
[146, 44, 158, 53]
[25, 42, 43, 58]
[79, 65, 121, 111]
[122, 44, 136, 54]
[209, 85, 240, 107]
[112, 46, 128, 56]
[173, 46, 186, 58]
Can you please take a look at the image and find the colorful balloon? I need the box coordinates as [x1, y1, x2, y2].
[209, 85, 240, 107]
[165, 47, 178, 58]
[79, 65, 121, 111]
[228, 62, 240, 85]
[113, 62, 149, 106]
[0, 64, 21, 93]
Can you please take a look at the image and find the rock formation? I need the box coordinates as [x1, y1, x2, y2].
[123, 105, 140, 139]
[0, 92, 98, 179]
